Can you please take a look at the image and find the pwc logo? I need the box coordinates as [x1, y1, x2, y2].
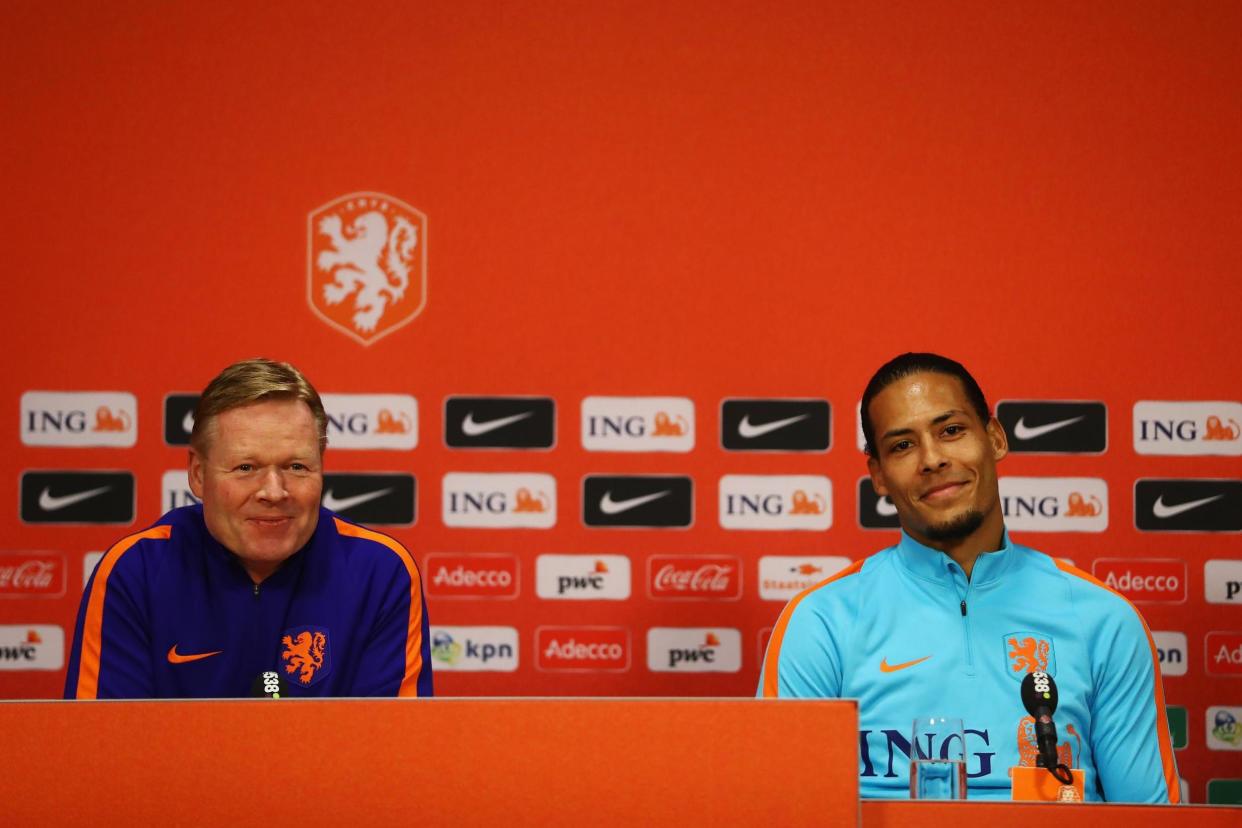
[1205, 632, 1242, 677]
[999, 477, 1108, 532]
[445, 396, 555, 449]
[536, 627, 630, 672]
[857, 477, 901, 530]
[1205, 559, 1242, 604]
[995, 401, 1107, 454]
[21, 392, 137, 448]
[322, 473, 416, 526]
[1152, 631, 1188, 677]
[0, 553, 65, 598]
[163, 393, 199, 446]
[425, 553, 519, 600]
[719, 475, 832, 531]
[0, 625, 64, 671]
[581, 396, 694, 453]
[1135, 479, 1242, 532]
[442, 472, 556, 528]
[647, 555, 741, 601]
[1091, 559, 1187, 604]
[719, 399, 830, 452]
[308, 192, 427, 346]
[646, 628, 741, 673]
[320, 394, 418, 450]
[161, 470, 201, 514]
[1134, 401, 1242, 456]
[536, 554, 631, 600]
[20, 471, 135, 525]
[429, 626, 518, 672]
[582, 475, 692, 528]
[757, 556, 851, 601]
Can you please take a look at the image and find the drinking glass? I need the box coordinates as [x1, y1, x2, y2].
[909, 716, 967, 799]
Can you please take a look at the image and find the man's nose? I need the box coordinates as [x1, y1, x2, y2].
[919, 441, 949, 472]
[256, 468, 288, 501]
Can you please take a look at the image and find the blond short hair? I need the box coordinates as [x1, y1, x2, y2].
[190, 358, 328, 455]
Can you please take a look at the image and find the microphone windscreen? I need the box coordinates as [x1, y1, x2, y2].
[1020, 670, 1058, 716]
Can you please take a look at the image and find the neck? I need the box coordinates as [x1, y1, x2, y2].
[912, 508, 1005, 579]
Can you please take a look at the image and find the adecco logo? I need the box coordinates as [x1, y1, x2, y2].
[424, 553, 519, 599]
[1092, 559, 1186, 604]
[1151, 631, 1188, 677]
[1205, 632, 1242, 677]
[536, 627, 630, 672]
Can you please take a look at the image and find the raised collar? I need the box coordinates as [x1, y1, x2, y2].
[894, 527, 1017, 585]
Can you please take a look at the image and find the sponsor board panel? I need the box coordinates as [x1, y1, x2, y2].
[1205, 559, 1242, 604]
[322, 472, 416, 526]
[758, 556, 852, 602]
[1206, 779, 1242, 805]
[424, 553, 520, 599]
[443, 472, 556, 529]
[1166, 706, 1188, 750]
[1205, 632, 1242, 677]
[646, 627, 741, 673]
[21, 391, 138, 447]
[321, 393, 418, 450]
[719, 399, 830, 452]
[0, 553, 66, 598]
[1091, 559, 1187, 604]
[82, 552, 104, 591]
[535, 626, 630, 672]
[857, 476, 900, 529]
[444, 396, 555, 449]
[996, 400, 1107, 454]
[20, 471, 135, 525]
[581, 396, 694, 453]
[719, 475, 832, 531]
[161, 470, 201, 514]
[1152, 631, 1188, 677]
[429, 626, 518, 672]
[1134, 479, 1242, 532]
[0, 625, 65, 670]
[582, 475, 692, 528]
[999, 477, 1108, 532]
[1206, 706, 1242, 751]
[535, 554, 631, 600]
[163, 393, 199, 446]
[1134, 401, 1242, 456]
[647, 555, 742, 600]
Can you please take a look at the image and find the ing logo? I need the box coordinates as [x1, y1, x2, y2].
[376, 409, 412, 434]
[789, 490, 826, 515]
[93, 407, 131, 432]
[1205, 416, 1241, 441]
[1005, 632, 1055, 679]
[1064, 492, 1102, 517]
[280, 627, 331, 687]
[651, 412, 688, 437]
[308, 192, 427, 345]
[513, 488, 550, 513]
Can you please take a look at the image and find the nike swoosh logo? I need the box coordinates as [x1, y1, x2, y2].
[38, 486, 111, 512]
[182, 409, 195, 434]
[1152, 493, 1223, 519]
[738, 413, 809, 439]
[462, 411, 534, 436]
[168, 645, 222, 664]
[876, 496, 897, 517]
[1012, 415, 1085, 440]
[322, 488, 393, 512]
[880, 655, 932, 673]
[599, 490, 670, 515]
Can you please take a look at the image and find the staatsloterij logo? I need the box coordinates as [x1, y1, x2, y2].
[308, 192, 427, 346]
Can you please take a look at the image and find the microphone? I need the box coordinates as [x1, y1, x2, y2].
[1020, 671, 1073, 785]
[250, 670, 288, 698]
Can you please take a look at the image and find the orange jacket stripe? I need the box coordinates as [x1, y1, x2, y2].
[761, 559, 865, 698]
[1053, 559, 1181, 803]
[334, 518, 426, 697]
[75, 525, 172, 700]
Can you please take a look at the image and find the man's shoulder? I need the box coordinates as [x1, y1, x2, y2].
[1010, 541, 1144, 620]
[789, 547, 893, 614]
[321, 510, 419, 575]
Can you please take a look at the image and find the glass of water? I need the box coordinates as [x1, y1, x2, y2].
[909, 716, 967, 800]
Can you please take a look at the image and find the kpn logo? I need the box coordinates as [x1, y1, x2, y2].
[535, 554, 631, 600]
[1151, 631, 1188, 677]
[581, 397, 694, 452]
[999, 477, 1108, 532]
[428, 626, 518, 672]
[442, 473, 556, 528]
[719, 475, 831, 531]
[321, 394, 417, 450]
[647, 628, 741, 673]
[1134, 401, 1242, 456]
[21, 392, 137, 447]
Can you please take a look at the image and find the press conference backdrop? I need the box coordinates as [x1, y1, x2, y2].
[2, 1, 1239, 805]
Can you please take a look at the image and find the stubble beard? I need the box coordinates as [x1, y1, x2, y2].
[923, 508, 986, 542]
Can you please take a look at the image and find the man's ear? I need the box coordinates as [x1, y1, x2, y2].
[867, 455, 888, 496]
[188, 449, 205, 499]
[987, 417, 1009, 462]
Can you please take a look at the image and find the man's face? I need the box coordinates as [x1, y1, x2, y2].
[866, 372, 1007, 547]
[188, 398, 323, 581]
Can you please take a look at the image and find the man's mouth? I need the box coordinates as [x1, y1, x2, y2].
[920, 481, 967, 502]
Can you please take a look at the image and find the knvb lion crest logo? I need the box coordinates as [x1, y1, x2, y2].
[280, 626, 332, 687]
[1004, 631, 1056, 681]
[1017, 716, 1079, 768]
[308, 192, 427, 346]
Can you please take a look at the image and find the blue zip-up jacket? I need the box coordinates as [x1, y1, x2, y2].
[64, 504, 432, 698]
[759, 530, 1178, 803]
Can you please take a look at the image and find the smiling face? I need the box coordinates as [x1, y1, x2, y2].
[188, 398, 323, 582]
[865, 372, 1008, 550]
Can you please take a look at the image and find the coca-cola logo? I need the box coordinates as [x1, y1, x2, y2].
[0, 554, 65, 598]
[1091, 558, 1187, 604]
[535, 627, 630, 671]
[424, 553, 519, 599]
[647, 555, 741, 600]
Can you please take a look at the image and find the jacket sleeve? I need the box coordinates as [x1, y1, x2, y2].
[757, 594, 845, 698]
[349, 550, 433, 698]
[64, 535, 157, 699]
[1088, 599, 1180, 803]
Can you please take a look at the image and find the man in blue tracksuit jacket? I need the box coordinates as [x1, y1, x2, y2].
[759, 353, 1178, 803]
[64, 358, 432, 699]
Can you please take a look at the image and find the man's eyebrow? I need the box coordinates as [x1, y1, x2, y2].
[879, 410, 966, 441]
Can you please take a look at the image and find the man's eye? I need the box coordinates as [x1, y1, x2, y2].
[944, 425, 964, 436]
[236, 464, 253, 472]
[290, 463, 306, 471]
[890, 440, 912, 453]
